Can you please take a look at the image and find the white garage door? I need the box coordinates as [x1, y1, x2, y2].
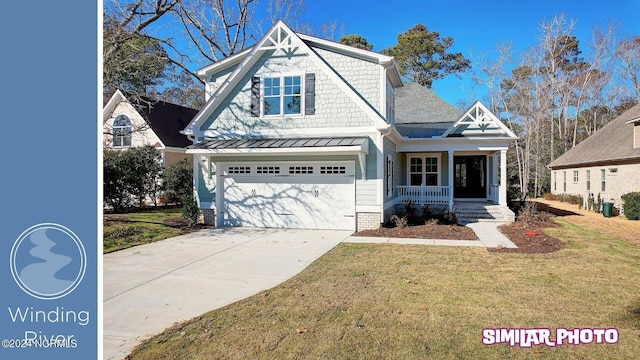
[221, 161, 355, 230]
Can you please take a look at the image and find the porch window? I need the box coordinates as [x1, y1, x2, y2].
[408, 156, 439, 186]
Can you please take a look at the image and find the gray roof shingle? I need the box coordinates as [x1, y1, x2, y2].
[548, 103, 640, 168]
[394, 82, 462, 125]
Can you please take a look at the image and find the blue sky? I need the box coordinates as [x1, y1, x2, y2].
[293, 0, 640, 106]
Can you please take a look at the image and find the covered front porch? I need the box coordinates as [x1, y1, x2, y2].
[393, 149, 509, 210]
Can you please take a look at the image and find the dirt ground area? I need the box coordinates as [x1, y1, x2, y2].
[494, 211, 565, 253]
[353, 221, 478, 240]
[533, 198, 640, 245]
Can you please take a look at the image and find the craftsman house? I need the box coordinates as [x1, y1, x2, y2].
[548, 103, 640, 213]
[182, 21, 517, 231]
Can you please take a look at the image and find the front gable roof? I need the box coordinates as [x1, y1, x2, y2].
[442, 101, 517, 139]
[549, 103, 640, 169]
[184, 21, 394, 136]
[103, 90, 197, 148]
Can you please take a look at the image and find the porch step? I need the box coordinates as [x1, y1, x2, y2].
[454, 204, 515, 224]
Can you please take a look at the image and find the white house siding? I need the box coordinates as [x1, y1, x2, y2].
[103, 102, 163, 149]
[313, 48, 382, 112]
[551, 163, 640, 212]
[200, 52, 377, 133]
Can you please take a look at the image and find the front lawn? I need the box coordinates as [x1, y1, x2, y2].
[103, 208, 202, 253]
[128, 217, 640, 359]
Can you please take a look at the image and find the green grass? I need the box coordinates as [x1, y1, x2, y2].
[103, 208, 194, 253]
[129, 218, 640, 359]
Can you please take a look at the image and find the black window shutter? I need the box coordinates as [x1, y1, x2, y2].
[305, 73, 315, 115]
[250, 77, 260, 117]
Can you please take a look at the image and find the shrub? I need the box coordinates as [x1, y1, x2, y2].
[390, 214, 408, 228]
[162, 158, 193, 204]
[181, 193, 201, 227]
[622, 192, 640, 220]
[517, 201, 539, 224]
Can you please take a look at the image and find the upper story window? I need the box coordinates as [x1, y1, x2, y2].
[251, 74, 315, 117]
[112, 114, 131, 147]
[263, 75, 301, 116]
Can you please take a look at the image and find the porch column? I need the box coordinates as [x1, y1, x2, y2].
[492, 153, 499, 203]
[448, 150, 454, 209]
[499, 149, 507, 206]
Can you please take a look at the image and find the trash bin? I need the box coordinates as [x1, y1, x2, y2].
[602, 202, 614, 218]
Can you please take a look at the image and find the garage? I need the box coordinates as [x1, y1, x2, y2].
[220, 161, 355, 230]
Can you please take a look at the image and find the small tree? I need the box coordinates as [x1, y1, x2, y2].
[162, 158, 193, 203]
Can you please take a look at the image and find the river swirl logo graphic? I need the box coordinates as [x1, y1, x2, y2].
[10, 223, 86, 300]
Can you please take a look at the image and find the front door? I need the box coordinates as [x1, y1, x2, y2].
[454, 156, 486, 198]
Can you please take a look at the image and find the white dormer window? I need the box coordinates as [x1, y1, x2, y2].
[112, 114, 132, 147]
[263, 75, 302, 116]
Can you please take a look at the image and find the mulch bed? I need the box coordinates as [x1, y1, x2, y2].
[492, 212, 566, 254]
[353, 221, 478, 240]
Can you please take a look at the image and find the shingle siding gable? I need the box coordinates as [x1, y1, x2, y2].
[313, 47, 382, 112]
[200, 50, 378, 133]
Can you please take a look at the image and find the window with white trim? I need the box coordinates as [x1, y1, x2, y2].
[408, 155, 439, 186]
[586, 170, 591, 191]
[563, 171, 567, 192]
[263, 75, 301, 116]
[112, 114, 132, 147]
[601, 169, 606, 191]
[573, 170, 579, 183]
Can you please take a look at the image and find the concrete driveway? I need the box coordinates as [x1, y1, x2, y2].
[103, 227, 352, 360]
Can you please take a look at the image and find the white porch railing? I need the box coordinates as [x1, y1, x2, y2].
[396, 186, 449, 205]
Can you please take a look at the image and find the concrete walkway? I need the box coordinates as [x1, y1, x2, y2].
[103, 227, 352, 360]
[465, 222, 518, 248]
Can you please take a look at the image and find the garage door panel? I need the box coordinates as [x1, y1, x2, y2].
[222, 162, 355, 230]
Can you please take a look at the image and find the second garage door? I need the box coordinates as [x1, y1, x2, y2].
[221, 161, 355, 230]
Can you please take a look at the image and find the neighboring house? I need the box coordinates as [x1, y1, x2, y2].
[182, 21, 517, 231]
[548, 103, 640, 212]
[103, 89, 197, 166]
